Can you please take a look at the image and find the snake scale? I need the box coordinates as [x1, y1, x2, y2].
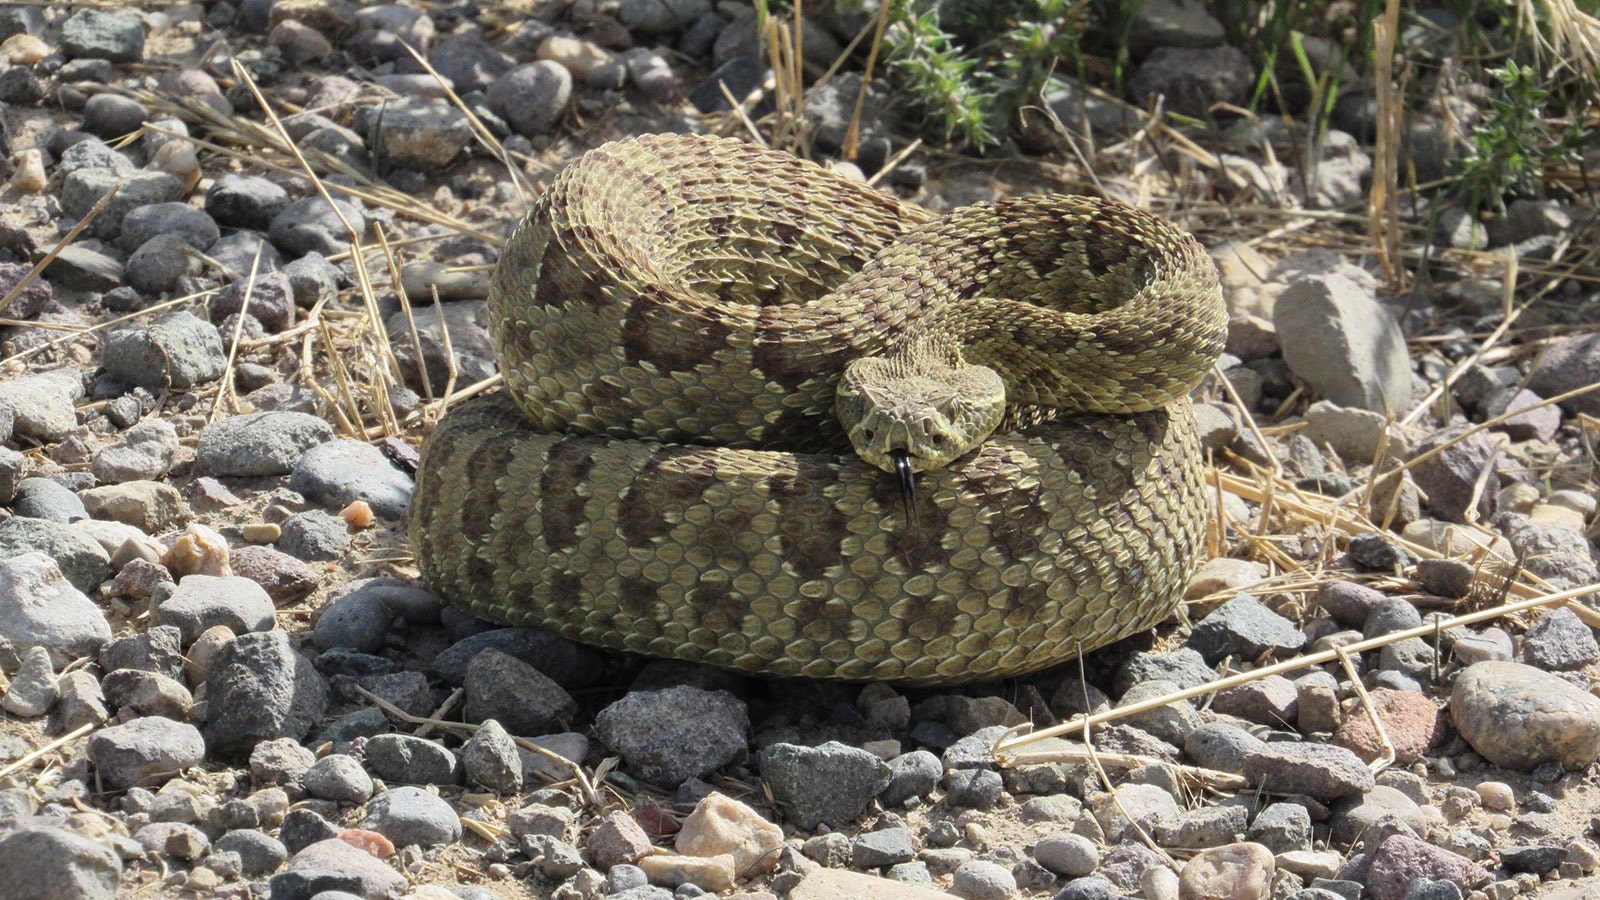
[411, 133, 1227, 685]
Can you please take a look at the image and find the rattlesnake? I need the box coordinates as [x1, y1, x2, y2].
[411, 133, 1226, 685]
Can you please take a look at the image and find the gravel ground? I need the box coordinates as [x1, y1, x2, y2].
[3, 3, 1600, 900]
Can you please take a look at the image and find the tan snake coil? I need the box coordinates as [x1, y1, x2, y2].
[411, 133, 1226, 685]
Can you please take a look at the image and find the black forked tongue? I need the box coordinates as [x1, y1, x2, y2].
[891, 449, 918, 527]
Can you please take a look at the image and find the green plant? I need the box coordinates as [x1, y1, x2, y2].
[881, 0, 1091, 151]
[1456, 59, 1567, 210]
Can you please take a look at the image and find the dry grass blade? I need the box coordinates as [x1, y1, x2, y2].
[993, 581, 1600, 758]
[351, 685, 603, 808]
[0, 723, 95, 780]
[0, 183, 120, 316]
[1519, 0, 1600, 81]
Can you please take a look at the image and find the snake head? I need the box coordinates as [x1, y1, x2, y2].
[835, 340, 1007, 473]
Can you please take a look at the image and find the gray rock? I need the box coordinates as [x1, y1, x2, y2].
[79, 480, 186, 533]
[1415, 558, 1474, 599]
[627, 50, 676, 100]
[464, 647, 576, 735]
[102, 311, 226, 389]
[43, 244, 124, 291]
[594, 685, 748, 787]
[249, 737, 317, 785]
[1155, 803, 1248, 848]
[90, 418, 179, 484]
[1054, 875, 1120, 900]
[428, 31, 514, 94]
[1452, 626, 1514, 665]
[1127, 45, 1252, 118]
[12, 478, 88, 523]
[0, 825, 122, 900]
[61, 8, 144, 61]
[81, 93, 149, 139]
[301, 754, 374, 804]
[205, 173, 290, 231]
[281, 252, 340, 308]
[117, 202, 220, 254]
[207, 229, 283, 276]
[87, 716, 205, 791]
[208, 271, 296, 333]
[689, 55, 763, 112]
[942, 767, 1004, 810]
[61, 169, 183, 241]
[364, 733, 463, 786]
[154, 575, 276, 643]
[1275, 274, 1412, 413]
[101, 668, 193, 720]
[1184, 721, 1265, 773]
[462, 719, 523, 793]
[0, 261, 52, 320]
[0, 515, 114, 598]
[1115, 679, 1201, 746]
[0, 545, 114, 650]
[2, 646, 57, 717]
[1330, 786, 1427, 850]
[1406, 426, 1498, 523]
[1187, 594, 1306, 664]
[1528, 332, 1600, 416]
[1241, 742, 1375, 800]
[0, 447, 21, 505]
[1210, 675, 1298, 726]
[276, 809, 339, 855]
[1128, 0, 1224, 51]
[195, 411, 335, 478]
[204, 629, 328, 755]
[0, 370, 83, 443]
[1363, 597, 1423, 639]
[1346, 532, 1410, 572]
[619, 0, 711, 33]
[1451, 660, 1600, 770]
[359, 786, 461, 847]
[1521, 606, 1600, 670]
[134, 821, 209, 859]
[1112, 647, 1214, 696]
[881, 749, 941, 806]
[1500, 516, 1600, 590]
[214, 829, 287, 877]
[433, 627, 605, 687]
[1251, 802, 1312, 853]
[269, 196, 367, 258]
[52, 670, 110, 732]
[487, 61, 571, 137]
[310, 590, 389, 661]
[358, 97, 471, 171]
[1035, 832, 1100, 877]
[99, 624, 184, 679]
[760, 741, 891, 829]
[274, 838, 407, 899]
[950, 859, 1016, 900]
[508, 803, 576, 841]
[1484, 387, 1561, 442]
[1301, 400, 1411, 466]
[289, 439, 412, 519]
[281, 510, 351, 562]
[852, 826, 916, 868]
[385, 300, 498, 392]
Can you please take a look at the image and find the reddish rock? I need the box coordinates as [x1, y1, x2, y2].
[1333, 689, 1446, 764]
[587, 810, 652, 870]
[1365, 835, 1491, 900]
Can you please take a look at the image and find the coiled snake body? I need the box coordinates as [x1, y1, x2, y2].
[411, 134, 1226, 685]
